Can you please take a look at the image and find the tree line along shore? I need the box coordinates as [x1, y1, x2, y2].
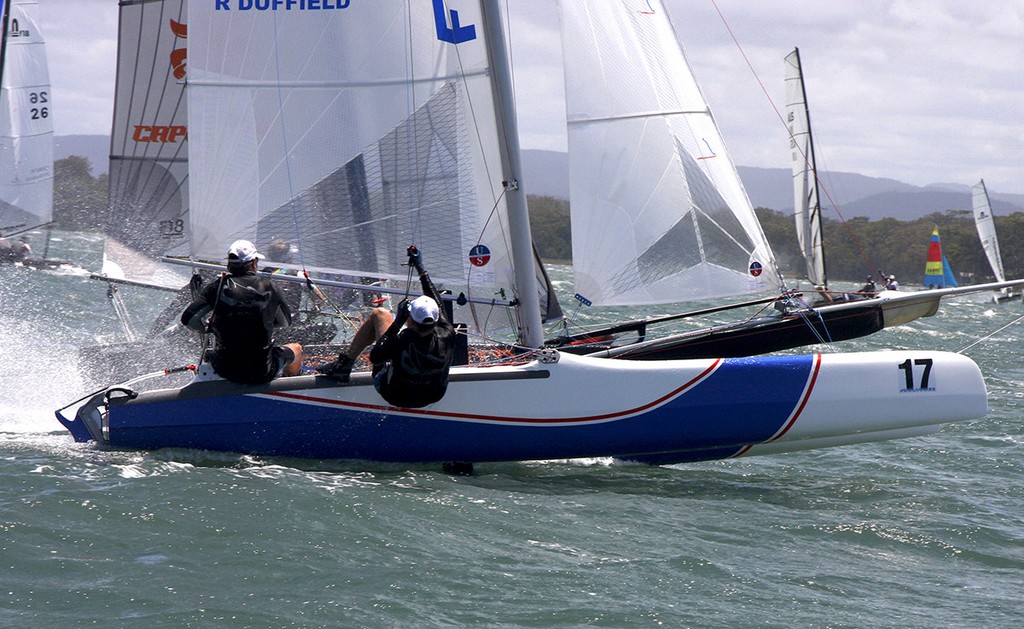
[53, 156, 1017, 287]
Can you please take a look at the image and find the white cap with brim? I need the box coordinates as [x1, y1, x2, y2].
[409, 295, 440, 325]
[227, 239, 264, 264]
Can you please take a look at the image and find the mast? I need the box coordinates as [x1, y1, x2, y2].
[479, 0, 542, 347]
[0, 1, 10, 91]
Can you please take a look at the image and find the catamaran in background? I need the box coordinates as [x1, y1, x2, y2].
[55, 0, 989, 469]
[923, 227, 958, 290]
[545, 31, 886, 360]
[0, 0, 62, 268]
[79, 0, 196, 382]
[972, 179, 1021, 303]
[547, 37, 1023, 360]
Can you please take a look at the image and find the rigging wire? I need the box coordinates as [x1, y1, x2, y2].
[269, 11, 305, 271]
[958, 310, 1024, 355]
[707, 0, 882, 280]
[264, 10, 388, 333]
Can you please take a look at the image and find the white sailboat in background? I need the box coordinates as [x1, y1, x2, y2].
[56, 0, 989, 468]
[78, 0, 198, 384]
[101, 0, 190, 291]
[972, 179, 1020, 303]
[550, 32, 1024, 359]
[0, 0, 53, 262]
[786, 47, 828, 290]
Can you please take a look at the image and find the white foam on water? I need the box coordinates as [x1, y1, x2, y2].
[0, 314, 89, 433]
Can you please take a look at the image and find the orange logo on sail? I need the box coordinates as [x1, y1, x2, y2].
[170, 19, 187, 80]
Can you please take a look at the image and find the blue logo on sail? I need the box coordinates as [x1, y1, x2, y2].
[434, 0, 476, 44]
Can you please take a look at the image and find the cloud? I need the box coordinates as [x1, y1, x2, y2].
[657, 0, 1024, 193]
[34, 0, 1023, 194]
[37, 0, 118, 136]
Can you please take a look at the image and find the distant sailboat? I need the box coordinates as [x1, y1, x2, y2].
[102, 0, 190, 290]
[76, 0, 197, 383]
[972, 179, 1020, 303]
[786, 48, 827, 290]
[0, 0, 53, 262]
[923, 227, 958, 289]
[781, 49, 1024, 324]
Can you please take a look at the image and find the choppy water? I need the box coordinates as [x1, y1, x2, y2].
[2, 232, 1023, 628]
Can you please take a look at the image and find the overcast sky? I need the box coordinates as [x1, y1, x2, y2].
[36, 0, 1023, 194]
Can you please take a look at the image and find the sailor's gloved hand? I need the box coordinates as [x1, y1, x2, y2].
[395, 298, 411, 323]
[407, 246, 423, 272]
[189, 273, 203, 297]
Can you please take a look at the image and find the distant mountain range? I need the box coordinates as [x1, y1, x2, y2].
[55, 136, 1024, 221]
[522, 149, 1024, 221]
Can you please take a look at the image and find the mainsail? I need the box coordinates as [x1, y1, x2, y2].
[785, 47, 826, 288]
[0, 0, 52, 237]
[103, 0, 190, 286]
[972, 179, 1004, 283]
[186, 0, 551, 340]
[557, 0, 779, 306]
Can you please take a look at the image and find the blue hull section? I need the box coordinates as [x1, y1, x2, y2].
[104, 355, 816, 463]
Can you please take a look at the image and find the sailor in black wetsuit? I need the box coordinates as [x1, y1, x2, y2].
[367, 290, 456, 408]
[181, 239, 303, 384]
[318, 246, 456, 408]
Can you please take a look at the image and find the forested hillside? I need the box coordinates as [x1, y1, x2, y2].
[524, 193, 1024, 286]
[51, 156, 1021, 287]
[754, 208, 1021, 285]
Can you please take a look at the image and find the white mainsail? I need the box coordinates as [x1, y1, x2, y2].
[103, 0, 190, 287]
[0, 0, 52, 237]
[972, 179, 1004, 283]
[557, 0, 779, 306]
[186, 0, 544, 341]
[785, 47, 826, 288]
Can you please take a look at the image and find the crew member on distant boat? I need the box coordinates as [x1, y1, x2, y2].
[180, 239, 303, 384]
[885, 275, 900, 291]
[319, 246, 456, 408]
[0, 235, 31, 263]
[262, 237, 303, 312]
[859, 276, 877, 294]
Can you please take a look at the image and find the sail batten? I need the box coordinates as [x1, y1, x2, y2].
[567, 107, 713, 125]
[187, 72, 489, 89]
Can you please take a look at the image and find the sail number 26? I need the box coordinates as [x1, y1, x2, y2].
[898, 358, 934, 392]
[29, 91, 49, 119]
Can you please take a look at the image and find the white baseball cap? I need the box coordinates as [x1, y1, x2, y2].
[409, 295, 440, 325]
[227, 239, 264, 263]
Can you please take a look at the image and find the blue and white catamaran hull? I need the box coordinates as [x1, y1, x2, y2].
[56, 350, 987, 465]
